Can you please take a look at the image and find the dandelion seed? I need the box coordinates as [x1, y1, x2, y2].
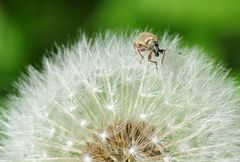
[164, 156, 171, 162]
[42, 151, 47, 158]
[139, 113, 148, 121]
[105, 103, 115, 111]
[80, 119, 88, 127]
[48, 128, 55, 137]
[83, 155, 92, 162]
[129, 147, 136, 155]
[67, 140, 73, 147]
[69, 105, 77, 112]
[98, 131, 108, 142]
[151, 136, 158, 144]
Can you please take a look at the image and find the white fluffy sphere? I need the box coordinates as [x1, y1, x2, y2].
[0, 32, 240, 162]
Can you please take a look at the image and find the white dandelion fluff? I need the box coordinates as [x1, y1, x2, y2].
[0, 31, 240, 162]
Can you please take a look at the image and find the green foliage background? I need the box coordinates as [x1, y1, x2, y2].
[0, 0, 240, 105]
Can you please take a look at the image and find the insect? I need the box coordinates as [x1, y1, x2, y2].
[134, 32, 166, 67]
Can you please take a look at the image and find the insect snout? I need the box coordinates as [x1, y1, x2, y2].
[152, 43, 160, 57]
[155, 51, 160, 57]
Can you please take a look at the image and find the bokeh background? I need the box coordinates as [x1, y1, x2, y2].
[0, 0, 240, 106]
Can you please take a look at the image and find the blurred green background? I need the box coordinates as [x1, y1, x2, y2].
[0, 0, 240, 105]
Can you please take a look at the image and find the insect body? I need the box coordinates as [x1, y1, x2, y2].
[134, 32, 166, 67]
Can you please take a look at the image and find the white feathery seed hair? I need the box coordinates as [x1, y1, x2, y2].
[0, 31, 240, 162]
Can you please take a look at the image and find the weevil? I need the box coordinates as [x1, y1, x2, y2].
[134, 32, 166, 67]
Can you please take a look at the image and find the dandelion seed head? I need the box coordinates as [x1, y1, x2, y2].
[0, 31, 240, 161]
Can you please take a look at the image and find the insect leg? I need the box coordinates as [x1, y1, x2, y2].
[147, 51, 158, 70]
[160, 49, 166, 65]
[134, 43, 145, 64]
[137, 50, 144, 64]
